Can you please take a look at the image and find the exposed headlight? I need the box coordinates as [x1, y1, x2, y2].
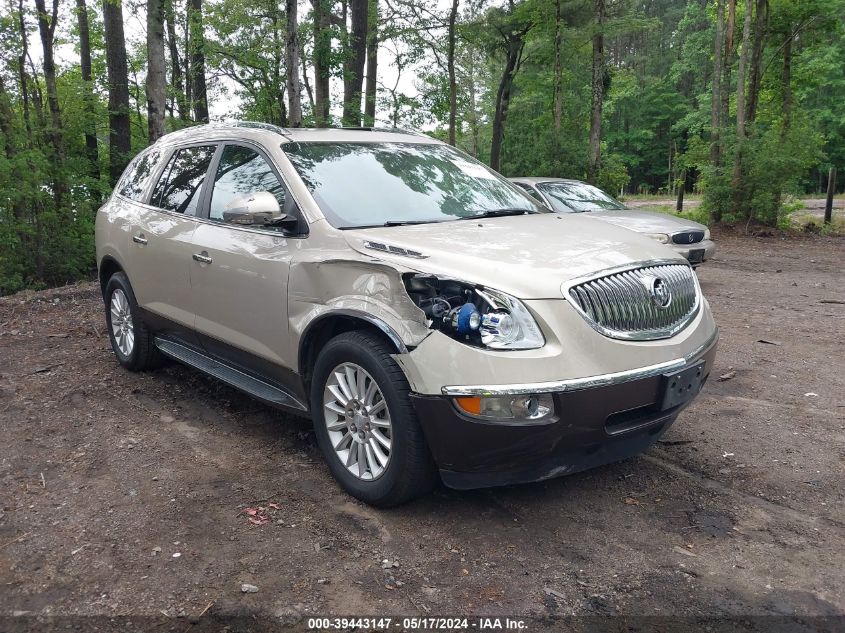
[403, 275, 545, 350]
[454, 393, 554, 422]
[645, 233, 670, 244]
[704, 228, 711, 240]
[476, 288, 545, 350]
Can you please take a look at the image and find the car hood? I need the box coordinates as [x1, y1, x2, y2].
[343, 213, 685, 299]
[587, 208, 707, 234]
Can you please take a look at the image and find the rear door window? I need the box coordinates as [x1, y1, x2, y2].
[150, 145, 217, 215]
[117, 148, 162, 201]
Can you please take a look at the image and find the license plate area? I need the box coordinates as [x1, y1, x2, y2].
[687, 248, 705, 264]
[661, 361, 706, 411]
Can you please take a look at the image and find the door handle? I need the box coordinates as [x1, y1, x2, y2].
[132, 234, 148, 245]
[192, 252, 213, 264]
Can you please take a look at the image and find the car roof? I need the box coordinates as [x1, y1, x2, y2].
[153, 121, 440, 148]
[511, 177, 585, 186]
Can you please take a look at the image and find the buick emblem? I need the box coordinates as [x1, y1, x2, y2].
[642, 275, 672, 309]
[688, 233, 695, 243]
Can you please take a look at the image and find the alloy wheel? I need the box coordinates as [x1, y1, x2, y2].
[110, 288, 135, 357]
[323, 362, 392, 480]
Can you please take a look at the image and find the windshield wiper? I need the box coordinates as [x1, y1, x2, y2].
[459, 208, 532, 220]
[382, 219, 441, 227]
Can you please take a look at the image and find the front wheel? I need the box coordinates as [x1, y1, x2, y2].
[310, 331, 437, 506]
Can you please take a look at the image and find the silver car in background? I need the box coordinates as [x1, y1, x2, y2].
[511, 177, 716, 267]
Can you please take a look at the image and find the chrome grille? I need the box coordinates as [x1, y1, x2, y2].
[671, 230, 705, 245]
[567, 263, 700, 340]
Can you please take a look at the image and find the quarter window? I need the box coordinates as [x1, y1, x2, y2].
[208, 145, 286, 224]
[117, 148, 162, 201]
[150, 145, 217, 214]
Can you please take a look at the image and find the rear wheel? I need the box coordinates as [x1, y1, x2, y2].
[104, 272, 163, 371]
[310, 331, 437, 506]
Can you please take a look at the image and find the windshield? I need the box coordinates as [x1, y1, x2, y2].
[537, 182, 626, 212]
[282, 141, 543, 228]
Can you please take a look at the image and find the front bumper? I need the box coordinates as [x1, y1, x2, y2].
[411, 329, 718, 490]
[673, 239, 716, 265]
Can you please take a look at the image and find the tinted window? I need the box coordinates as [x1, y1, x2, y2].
[209, 145, 286, 223]
[537, 182, 626, 212]
[117, 148, 162, 201]
[282, 142, 542, 229]
[150, 145, 216, 214]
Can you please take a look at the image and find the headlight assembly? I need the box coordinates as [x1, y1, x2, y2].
[645, 233, 670, 244]
[704, 228, 711, 240]
[403, 274, 545, 350]
[475, 288, 544, 349]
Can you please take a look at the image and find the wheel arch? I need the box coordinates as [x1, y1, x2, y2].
[98, 256, 126, 297]
[298, 311, 409, 394]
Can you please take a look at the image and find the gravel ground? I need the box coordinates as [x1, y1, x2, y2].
[0, 229, 843, 632]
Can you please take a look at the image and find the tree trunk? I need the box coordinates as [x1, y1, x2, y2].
[447, 0, 459, 145]
[147, 0, 167, 141]
[720, 0, 736, 134]
[710, 0, 725, 168]
[468, 53, 479, 158]
[676, 169, 686, 212]
[270, 5, 287, 126]
[363, 0, 378, 126]
[164, 0, 189, 121]
[313, 0, 331, 126]
[553, 0, 562, 135]
[490, 38, 524, 172]
[342, 0, 368, 127]
[34, 0, 64, 158]
[302, 52, 315, 114]
[731, 0, 753, 214]
[286, 0, 302, 127]
[587, 0, 605, 184]
[188, 0, 209, 123]
[16, 0, 32, 138]
[0, 76, 15, 150]
[745, 0, 767, 124]
[184, 7, 192, 111]
[735, 0, 753, 139]
[781, 33, 792, 133]
[75, 0, 99, 178]
[103, 0, 132, 184]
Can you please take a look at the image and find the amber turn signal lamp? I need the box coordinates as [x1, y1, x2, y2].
[454, 396, 482, 415]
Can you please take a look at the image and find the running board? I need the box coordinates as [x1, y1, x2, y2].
[154, 337, 308, 413]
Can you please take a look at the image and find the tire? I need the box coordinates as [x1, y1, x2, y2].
[310, 330, 437, 506]
[104, 272, 163, 372]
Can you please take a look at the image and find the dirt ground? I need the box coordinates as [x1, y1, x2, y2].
[1, 230, 843, 632]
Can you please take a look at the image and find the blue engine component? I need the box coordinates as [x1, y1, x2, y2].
[454, 303, 481, 334]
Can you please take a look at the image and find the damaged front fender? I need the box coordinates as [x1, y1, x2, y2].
[289, 257, 432, 364]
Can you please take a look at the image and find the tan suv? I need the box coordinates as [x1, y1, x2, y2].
[96, 123, 718, 506]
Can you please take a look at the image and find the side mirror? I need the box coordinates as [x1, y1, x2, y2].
[222, 191, 292, 228]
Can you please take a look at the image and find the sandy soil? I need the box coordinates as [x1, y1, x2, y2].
[1, 230, 843, 631]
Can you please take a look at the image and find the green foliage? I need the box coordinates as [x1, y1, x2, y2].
[596, 152, 630, 195]
[1, 0, 845, 293]
[698, 117, 824, 225]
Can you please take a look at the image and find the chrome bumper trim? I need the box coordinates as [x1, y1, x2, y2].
[440, 327, 719, 397]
